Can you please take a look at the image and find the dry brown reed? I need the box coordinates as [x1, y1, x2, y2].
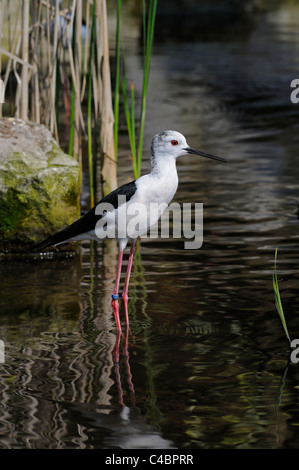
[0, 0, 117, 201]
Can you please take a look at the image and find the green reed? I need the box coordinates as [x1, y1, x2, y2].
[121, 72, 137, 173]
[115, 0, 157, 179]
[273, 248, 291, 345]
[136, 0, 157, 178]
[87, 1, 96, 207]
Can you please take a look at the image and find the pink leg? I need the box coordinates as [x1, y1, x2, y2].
[122, 241, 136, 326]
[111, 249, 123, 331]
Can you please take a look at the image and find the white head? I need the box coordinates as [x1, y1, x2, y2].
[151, 130, 226, 165]
[151, 130, 188, 160]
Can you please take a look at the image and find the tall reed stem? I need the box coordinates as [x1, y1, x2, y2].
[21, 0, 29, 121]
[113, 0, 121, 162]
[87, 1, 96, 207]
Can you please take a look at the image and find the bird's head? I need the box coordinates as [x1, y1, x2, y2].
[151, 130, 226, 162]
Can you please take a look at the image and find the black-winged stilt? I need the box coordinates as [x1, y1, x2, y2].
[36, 130, 226, 330]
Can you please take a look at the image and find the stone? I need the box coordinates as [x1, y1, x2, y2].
[0, 118, 80, 251]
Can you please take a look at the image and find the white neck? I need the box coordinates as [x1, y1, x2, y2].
[150, 153, 178, 178]
[149, 154, 179, 204]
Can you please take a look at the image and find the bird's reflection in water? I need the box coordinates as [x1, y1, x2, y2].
[80, 302, 174, 449]
[80, 242, 174, 448]
[112, 325, 136, 408]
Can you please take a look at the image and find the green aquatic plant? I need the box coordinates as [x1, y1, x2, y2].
[121, 74, 137, 175]
[87, 0, 96, 207]
[273, 248, 291, 345]
[115, 0, 158, 179]
[136, 0, 158, 178]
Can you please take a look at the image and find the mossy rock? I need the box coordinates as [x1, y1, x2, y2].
[0, 118, 80, 252]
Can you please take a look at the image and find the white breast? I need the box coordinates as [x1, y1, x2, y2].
[95, 157, 179, 246]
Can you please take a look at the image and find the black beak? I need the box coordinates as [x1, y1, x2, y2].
[184, 147, 227, 163]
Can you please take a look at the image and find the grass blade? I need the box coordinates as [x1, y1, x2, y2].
[121, 66, 137, 173]
[130, 80, 137, 178]
[273, 248, 291, 345]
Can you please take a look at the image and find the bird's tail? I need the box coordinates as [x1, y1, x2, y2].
[34, 225, 73, 251]
[33, 217, 86, 252]
[34, 235, 56, 252]
[33, 205, 99, 252]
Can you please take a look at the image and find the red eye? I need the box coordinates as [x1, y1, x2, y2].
[171, 140, 178, 146]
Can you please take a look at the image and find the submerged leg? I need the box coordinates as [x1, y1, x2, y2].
[122, 241, 136, 326]
[111, 249, 124, 331]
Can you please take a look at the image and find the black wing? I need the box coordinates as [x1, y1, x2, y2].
[35, 180, 137, 250]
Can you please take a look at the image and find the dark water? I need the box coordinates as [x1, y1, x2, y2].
[1, 4, 299, 449]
